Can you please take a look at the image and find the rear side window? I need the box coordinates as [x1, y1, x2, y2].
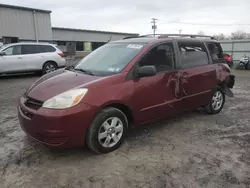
[178, 41, 209, 68]
[41, 45, 56, 53]
[21, 45, 39, 55]
[21, 45, 56, 55]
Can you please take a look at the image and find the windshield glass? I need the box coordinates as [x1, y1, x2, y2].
[0, 44, 11, 51]
[74, 43, 146, 76]
[0, 44, 9, 51]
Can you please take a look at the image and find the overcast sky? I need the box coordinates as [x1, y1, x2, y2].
[1, 0, 250, 35]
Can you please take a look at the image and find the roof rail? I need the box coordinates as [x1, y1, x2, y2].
[158, 34, 216, 40]
[123, 34, 216, 40]
[123, 34, 157, 40]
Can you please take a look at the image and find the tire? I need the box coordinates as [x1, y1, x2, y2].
[86, 107, 128, 154]
[205, 87, 225, 114]
[42, 61, 58, 75]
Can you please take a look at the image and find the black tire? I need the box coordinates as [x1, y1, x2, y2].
[42, 61, 58, 75]
[86, 107, 128, 154]
[205, 87, 225, 114]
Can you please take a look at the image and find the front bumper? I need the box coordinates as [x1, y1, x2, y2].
[18, 96, 99, 148]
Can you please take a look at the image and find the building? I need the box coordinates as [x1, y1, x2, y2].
[0, 3, 138, 56]
[220, 39, 250, 61]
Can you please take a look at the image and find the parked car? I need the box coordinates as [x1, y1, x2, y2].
[18, 34, 235, 153]
[223, 53, 233, 68]
[0, 42, 66, 75]
[239, 55, 250, 70]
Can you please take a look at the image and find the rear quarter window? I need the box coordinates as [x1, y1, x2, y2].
[206, 42, 224, 63]
[41, 45, 56, 53]
[178, 41, 209, 68]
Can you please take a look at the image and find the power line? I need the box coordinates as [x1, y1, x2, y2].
[158, 20, 250, 26]
[151, 18, 158, 36]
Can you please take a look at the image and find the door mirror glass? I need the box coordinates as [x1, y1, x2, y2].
[0, 51, 6, 56]
[137, 65, 156, 78]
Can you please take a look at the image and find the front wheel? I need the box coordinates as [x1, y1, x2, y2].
[205, 87, 225, 114]
[86, 107, 128, 154]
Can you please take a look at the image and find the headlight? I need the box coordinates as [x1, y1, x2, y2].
[42, 88, 88, 109]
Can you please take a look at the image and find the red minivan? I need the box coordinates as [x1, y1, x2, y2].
[18, 34, 235, 153]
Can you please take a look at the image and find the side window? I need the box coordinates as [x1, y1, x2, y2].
[138, 43, 175, 73]
[3, 45, 21, 55]
[21, 45, 39, 55]
[206, 42, 224, 63]
[178, 42, 208, 68]
[41, 45, 56, 53]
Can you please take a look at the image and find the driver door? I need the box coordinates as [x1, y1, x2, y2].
[131, 42, 183, 125]
[0, 45, 24, 73]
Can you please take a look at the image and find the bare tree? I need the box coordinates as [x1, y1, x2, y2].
[197, 31, 205, 35]
[213, 33, 227, 40]
[231, 30, 248, 39]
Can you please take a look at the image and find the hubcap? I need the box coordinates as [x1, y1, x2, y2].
[45, 64, 56, 73]
[98, 117, 123, 148]
[212, 91, 223, 110]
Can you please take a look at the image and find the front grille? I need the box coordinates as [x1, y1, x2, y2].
[25, 97, 43, 110]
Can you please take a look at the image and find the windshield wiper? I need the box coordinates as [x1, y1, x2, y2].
[74, 68, 95, 75]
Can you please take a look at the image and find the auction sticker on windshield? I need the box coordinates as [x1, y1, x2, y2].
[127, 44, 143, 49]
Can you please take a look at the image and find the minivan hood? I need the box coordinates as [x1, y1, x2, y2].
[26, 69, 102, 102]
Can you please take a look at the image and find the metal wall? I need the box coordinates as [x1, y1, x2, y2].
[0, 7, 52, 41]
[52, 28, 137, 43]
[219, 40, 250, 60]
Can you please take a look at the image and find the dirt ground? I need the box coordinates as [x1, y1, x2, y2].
[0, 70, 250, 188]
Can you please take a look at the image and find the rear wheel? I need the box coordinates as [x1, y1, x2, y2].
[86, 107, 128, 154]
[205, 87, 225, 114]
[42, 62, 58, 75]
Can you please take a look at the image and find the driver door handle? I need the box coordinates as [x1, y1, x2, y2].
[17, 57, 23, 59]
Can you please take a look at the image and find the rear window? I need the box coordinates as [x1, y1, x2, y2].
[178, 41, 209, 68]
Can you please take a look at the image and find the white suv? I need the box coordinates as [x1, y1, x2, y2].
[0, 42, 66, 75]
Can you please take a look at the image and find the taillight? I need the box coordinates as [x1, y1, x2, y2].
[58, 53, 65, 57]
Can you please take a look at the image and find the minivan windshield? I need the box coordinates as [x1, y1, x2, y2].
[74, 43, 146, 76]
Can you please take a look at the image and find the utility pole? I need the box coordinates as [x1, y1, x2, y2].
[179, 29, 182, 34]
[151, 18, 158, 36]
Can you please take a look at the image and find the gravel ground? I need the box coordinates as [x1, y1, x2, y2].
[0, 70, 250, 188]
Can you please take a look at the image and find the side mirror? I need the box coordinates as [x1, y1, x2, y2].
[137, 65, 156, 78]
[0, 51, 6, 56]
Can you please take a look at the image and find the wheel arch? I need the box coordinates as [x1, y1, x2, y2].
[101, 103, 134, 129]
[42, 60, 58, 69]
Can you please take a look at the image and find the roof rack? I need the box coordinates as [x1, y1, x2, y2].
[158, 34, 216, 40]
[123, 34, 216, 40]
[123, 35, 155, 39]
